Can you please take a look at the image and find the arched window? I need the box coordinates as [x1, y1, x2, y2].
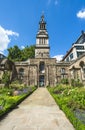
[61, 68, 65, 74]
[83, 68, 85, 79]
[18, 68, 24, 79]
[39, 62, 45, 73]
[79, 61, 84, 68]
[79, 61, 85, 79]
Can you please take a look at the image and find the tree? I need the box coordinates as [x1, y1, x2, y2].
[21, 45, 35, 61]
[7, 45, 35, 62]
[8, 45, 22, 62]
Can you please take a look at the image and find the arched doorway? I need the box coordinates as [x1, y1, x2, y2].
[39, 75, 44, 87]
[39, 61, 45, 87]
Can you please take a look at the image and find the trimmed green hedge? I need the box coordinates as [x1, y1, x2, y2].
[48, 87, 85, 130]
[0, 86, 36, 118]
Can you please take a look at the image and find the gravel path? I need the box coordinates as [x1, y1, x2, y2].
[0, 88, 75, 130]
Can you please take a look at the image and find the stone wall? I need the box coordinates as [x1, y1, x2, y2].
[14, 54, 85, 87]
[69, 54, 85, 85]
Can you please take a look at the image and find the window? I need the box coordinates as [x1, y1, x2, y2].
[39, 38, 46, 45]
[39, 62, 45, 73]
[39, 39, 41, 44]
[66, 57, 69, 62]
[70, 53, 73, 59]
[18, 68, 24, 79]
[75, 46, 84, 50]
[61, 68, 65, 74]
[77, 52, 84, 57]
[41, 53, 43, 57]
[79, 61, 84, 67]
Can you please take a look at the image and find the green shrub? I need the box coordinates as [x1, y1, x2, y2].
[0, 86, 36, 117]
[2, 71, 10, 86]
[71, 79, 84, 87]
[61, 78, 69, 84]
[48, 86, 85, 130]
[53, 84, 64, 93]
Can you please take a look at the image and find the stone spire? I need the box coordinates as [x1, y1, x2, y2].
[39, 15, 46, 30]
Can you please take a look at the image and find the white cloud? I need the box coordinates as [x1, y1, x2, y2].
[53, 55, 64, 61]
[5, 30, 19, 37]
[77, 9, 85, 19]
[0, 26, 19, 53]
[21, 45, 25, 49]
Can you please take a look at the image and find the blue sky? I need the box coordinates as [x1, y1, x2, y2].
[0, 0, 85, 60]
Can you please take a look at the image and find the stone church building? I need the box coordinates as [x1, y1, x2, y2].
[15, 15, 58, 87]
[15, 15, 85, 87]
[0, 15, 85, 87]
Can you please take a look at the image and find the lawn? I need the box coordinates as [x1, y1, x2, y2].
[48, 84, 85, 130]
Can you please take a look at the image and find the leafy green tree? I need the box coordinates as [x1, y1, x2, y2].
[8, 45, 22, 62]
[7, 45, 35, 61]
[21, 45, 35, 61]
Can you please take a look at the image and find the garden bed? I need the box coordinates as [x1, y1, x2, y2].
[0, 86, 36, 118]
[48, 84, 85, 130]
[74, 109, 85, 124]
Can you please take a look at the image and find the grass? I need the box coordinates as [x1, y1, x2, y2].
[48, 84, 85, 130]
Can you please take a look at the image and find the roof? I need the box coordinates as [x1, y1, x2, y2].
[62, 47, 74, 61]
[73, 31, 85, 45]
[62, 31, 85, 61]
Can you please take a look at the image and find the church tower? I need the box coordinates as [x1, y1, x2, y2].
[35, 15, 50, 58]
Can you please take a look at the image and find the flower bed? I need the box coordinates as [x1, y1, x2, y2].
[48, 84, 85, 130]
[0, 86, 36, 118]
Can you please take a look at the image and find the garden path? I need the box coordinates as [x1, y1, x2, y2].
[0, 88, 75, 130]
